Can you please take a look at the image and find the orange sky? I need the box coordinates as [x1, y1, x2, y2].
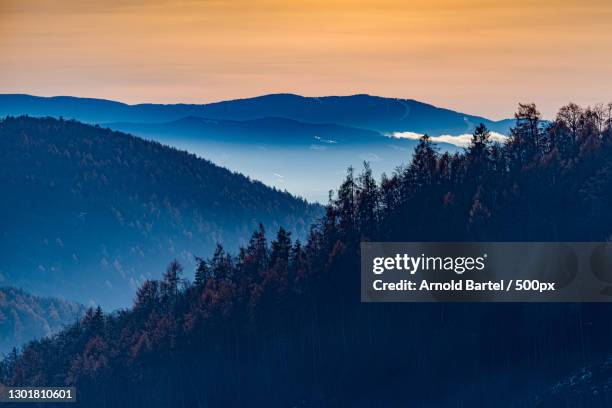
[1, 0, 612, 119]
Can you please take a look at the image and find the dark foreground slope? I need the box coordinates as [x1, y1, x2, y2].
[2, 103, 612, 407]
[0, 116, 320, 308]
[0, 287, 84, 355]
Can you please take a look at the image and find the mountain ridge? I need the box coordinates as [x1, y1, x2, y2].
[0, 93, 513, 136]
[0, 93, 508, 203]
[106, 115, 391, 145]
[103, 113, 462, 203]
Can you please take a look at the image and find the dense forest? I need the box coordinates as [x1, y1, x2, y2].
[0, 116, 320, 308]
[0, 287, 83, 354]
[2, 103, 612, 406]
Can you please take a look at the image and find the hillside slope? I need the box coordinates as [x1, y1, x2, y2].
[2, 103, 611, 407]
[0, 287, 84, 354]
[0, 116, 321, 308]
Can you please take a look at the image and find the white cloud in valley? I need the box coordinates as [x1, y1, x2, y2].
[389, 131, 508, 148]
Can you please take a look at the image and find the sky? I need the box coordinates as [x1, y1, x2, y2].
[2, 0, 612, 119]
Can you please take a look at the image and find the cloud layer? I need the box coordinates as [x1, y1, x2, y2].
[389, 131, 508, 148]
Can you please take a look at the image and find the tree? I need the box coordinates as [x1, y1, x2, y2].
[135, 279, 160, 310]
[270, 227, 291, 269]
[509, 103, 542, 167]
[403, 134, 438, 192]
[466, 123, 492, 185]
[468, 124, 491, 160]
[556, 102, 582, 142]
[245, 224, 269, 272]
[209, 244, 233, 280]
[161, 260, 183, 299]
[193, 257, 209, 288]
[289, 239, 309, 290]
[356, 161, 379, 239]
[335, 166, 357, 236]
[82, 306, 104, 330]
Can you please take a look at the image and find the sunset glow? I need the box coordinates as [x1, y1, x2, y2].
[2, 0, 612, 118]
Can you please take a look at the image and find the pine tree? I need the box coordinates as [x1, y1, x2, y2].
[404, 134, 438, 193]
[270, 227, 291, 269]
[248, 224, 269, 271]
[356, 162, 379, 239]
[194, 257, 209, 287]
[210, 244, 233, 280]
[162, 259, 183, 299]
[289, 239, 308, 290]
[335, 166, 356, 236]
[468, 124, 491, 162]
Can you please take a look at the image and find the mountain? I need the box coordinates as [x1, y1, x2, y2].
[175, 93, 514, 135]
[0, 116, 321, 309]
[0, 94, 506, 202]
[0, 93, 513, 136]
[109, 115, 386, 146]
[2, 102, 611, 407]
[0, 287, 84, 355]
[107, 116, 462, 202]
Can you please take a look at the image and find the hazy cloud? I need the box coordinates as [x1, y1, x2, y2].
[389, 131, 508, 148]
[310, 145, 328, 151]
[314, 136, 338, 144]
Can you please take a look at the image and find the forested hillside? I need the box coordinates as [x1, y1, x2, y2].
[0, 287, 84, 355]
[2, 103, 612, 407]
[0, 117, 321, 308]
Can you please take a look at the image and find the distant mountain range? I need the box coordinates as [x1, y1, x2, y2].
[0, 93, 513, 135]
[109, 116, 383, 146]
[0, 287, 84, 354]
[1, 93, 501, 201]
[0, 116, 321, 309]
[106, 116, 466, 202]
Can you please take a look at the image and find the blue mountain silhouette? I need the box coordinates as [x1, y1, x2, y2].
[0, 93, 512, 135]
